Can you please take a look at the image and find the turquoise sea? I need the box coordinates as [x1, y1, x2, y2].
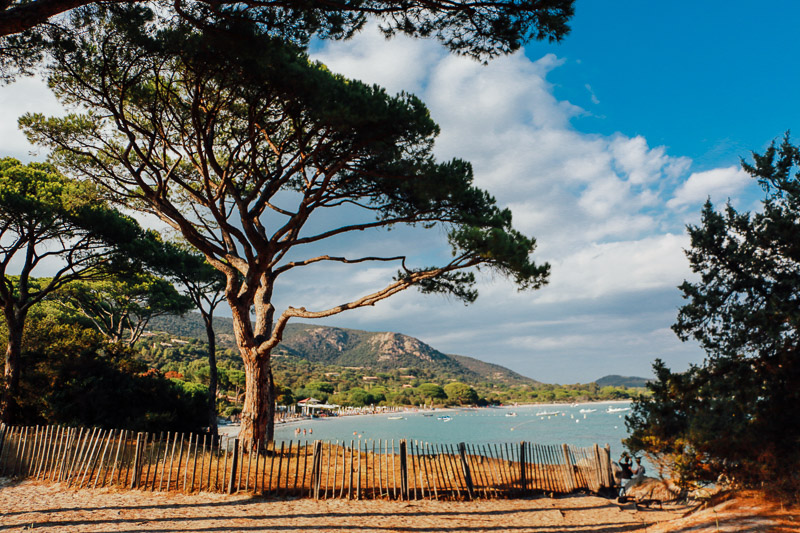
[267, 402, 633, 456]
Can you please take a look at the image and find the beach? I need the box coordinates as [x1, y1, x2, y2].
[2, 477, 797, 532]
[0, 477, 685, 532]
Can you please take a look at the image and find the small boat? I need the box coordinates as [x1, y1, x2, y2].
[505, 412, 518, 417]
[422, 413, 434, 417]
[437, 415, 452, 422]
[606, 407, 631, 413]
[536, 411, 560, 416]
[388, 416, 404, 420]
[579, 408, 597, 413]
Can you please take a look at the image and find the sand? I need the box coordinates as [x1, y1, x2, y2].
[1, 477, 797, 532]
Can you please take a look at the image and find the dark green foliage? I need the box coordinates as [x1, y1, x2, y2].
[627, 134, 800, 494]
[344, 387, 378, 407]
[416, 382, 446, 400]
[0, 157, 182, 423]
[443, 381, 478, 405]
[0, 0, 574, 79]
[52, 273, 194, 345]
[17, 315, 208, 432]
[595, 375, 650, 388]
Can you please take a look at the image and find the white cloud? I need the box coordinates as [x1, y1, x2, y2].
[667, 166, 751, 209]
[303, 33, 722, 381]
[0, 77, 65, 162]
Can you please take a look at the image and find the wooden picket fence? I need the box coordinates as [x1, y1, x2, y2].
[0, 423, 614, 499]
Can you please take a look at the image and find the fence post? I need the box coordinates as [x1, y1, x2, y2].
[399, 440, 408, 500]
[131, 433, 144, 489]
[227, 438, 239, 495]
[518, 441, 527, 493]
[457, 442, 474, 500]
[602, 443, 613, 488]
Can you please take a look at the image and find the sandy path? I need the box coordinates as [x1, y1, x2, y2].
[0, 478, 688, 532]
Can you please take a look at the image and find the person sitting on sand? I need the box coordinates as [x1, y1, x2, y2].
[618, 452, 633, 497]
[621, 457, 646, 498]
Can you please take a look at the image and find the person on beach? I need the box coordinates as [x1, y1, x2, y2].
[632, 456, 645, 478]
[620, 456, 646, 500]
[618, 452, 633, 497]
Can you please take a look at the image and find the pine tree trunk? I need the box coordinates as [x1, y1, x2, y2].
[265, 365, 276, 443]
[229, 292, 276, 449]
[1, 310, 24, 425]
[239, 356, 271, 447]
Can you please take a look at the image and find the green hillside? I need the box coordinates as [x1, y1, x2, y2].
[143, 314, 640, 407]
[595, 375, 650, 388]
[148, 313, 540, 386]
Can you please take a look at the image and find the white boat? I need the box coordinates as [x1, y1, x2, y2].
[606, 407, 631, 413]
[579, 408, 597, 413]
[536, 411, 560, 416]
[505, 412, 517, 417]
[437, 415, 452, 421]
[387, 416, 404, 420]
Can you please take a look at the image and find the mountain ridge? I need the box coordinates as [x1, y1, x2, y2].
[148, 313, 541, 387]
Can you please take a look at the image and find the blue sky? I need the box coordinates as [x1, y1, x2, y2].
[2, 1, 798, 383]
[536, 1, 800, 171]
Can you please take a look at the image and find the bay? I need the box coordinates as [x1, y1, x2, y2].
[269, 401, 633, 455]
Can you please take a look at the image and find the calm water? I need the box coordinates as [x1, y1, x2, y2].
[266, 402, 633, 455]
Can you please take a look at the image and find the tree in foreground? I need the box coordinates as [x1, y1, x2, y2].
[24, 8, 550, 446]
[626, 134, 800, 494]
[0, 0, 573, 80]
[0, 158, 155, 423]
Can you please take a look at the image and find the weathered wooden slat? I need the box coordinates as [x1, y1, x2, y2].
[356, 440, 363, 500]
[300, 440, 308, 496]
[312, 440, 322, 499]
[275, 440, 284, 497]
[32, 425, 48, 480]
[41, 426, 57, 480]
[129, 433, 143, 489]
[166, 432, 179, 491]
[226, 438, 238, 495]
[267, 441, 276, 496]
[93, 429, 113, 489]
[61, 427, 82, 484]
[38, 425, 54, 480]
[14, 426, 29, 478]
[1, 426, 19, 477]
[183, 433, 193, 492]
[121, 430, 135, 488]
[483, 444, 502, 498]
[338, 442, 346, 500]
[470, 444, 488, 498]
[80, 428, 106, 489]
[144, 432, 160, 491]
[236, 439, 245, 493]
[376, 441, 383, 499]
[158, 431, 171, 491]
[346, 440, 353, 500]
[427, 443, 439, 500]
[27, 426, 41, 478]
[212, 436, 221, 492]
